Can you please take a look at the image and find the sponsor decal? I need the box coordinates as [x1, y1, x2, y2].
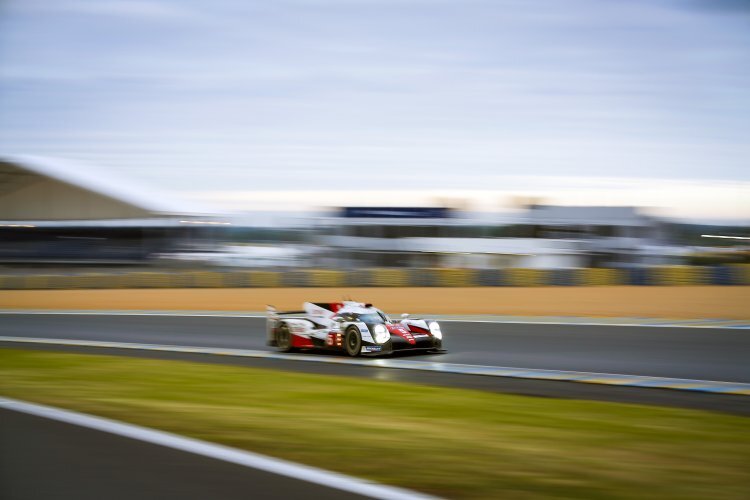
[387, 324, 416, 344]
[361, 345, 382, 353]
[388, 324, 414, 334]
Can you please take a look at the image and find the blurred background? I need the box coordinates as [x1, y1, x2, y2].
[2, 4, 750, 499]
[1, 0, 749, 283]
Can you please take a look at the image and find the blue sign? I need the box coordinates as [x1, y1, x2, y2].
[341, 207, 451, 219]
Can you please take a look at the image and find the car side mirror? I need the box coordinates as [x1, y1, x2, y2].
[401, 313, 410, 320]
[333, 317, 345, 323]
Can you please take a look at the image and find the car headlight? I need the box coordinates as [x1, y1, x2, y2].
[429, 322, 442, 339]
[373, 324, 389, 343]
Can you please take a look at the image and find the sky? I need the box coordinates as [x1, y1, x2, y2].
[1, 0, 749, 222]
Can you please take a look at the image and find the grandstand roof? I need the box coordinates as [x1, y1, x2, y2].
[0, 154, 212, 221]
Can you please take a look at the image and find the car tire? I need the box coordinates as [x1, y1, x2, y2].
[344, 326, 361, 357]
[275, 323, 294, 352]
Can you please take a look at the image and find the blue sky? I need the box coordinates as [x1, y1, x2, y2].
[1, 0, 749, 221]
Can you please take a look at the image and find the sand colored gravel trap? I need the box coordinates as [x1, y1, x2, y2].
[1, 287, 748, 319]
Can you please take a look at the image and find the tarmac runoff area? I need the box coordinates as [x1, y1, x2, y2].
[2, 313, 749, 415]
[0, 398, 437, 500]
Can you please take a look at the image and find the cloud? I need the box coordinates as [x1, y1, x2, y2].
[12, 0, 199, 20]
[1, 0, 749, 222]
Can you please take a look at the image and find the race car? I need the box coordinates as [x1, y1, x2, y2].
[266, 301, 444, 356]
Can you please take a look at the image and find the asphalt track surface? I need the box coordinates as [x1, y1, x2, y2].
[2, 313, 750, 415]
[0, 408, 365, 500]
[2, 313, 748, 382]
[2, 315, 749, 499]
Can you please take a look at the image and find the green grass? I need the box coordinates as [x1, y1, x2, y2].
[2, 348, 749, 499]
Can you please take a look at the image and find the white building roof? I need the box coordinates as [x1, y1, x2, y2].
[327, 236, 583, 255]
[524, 205, 649, 226]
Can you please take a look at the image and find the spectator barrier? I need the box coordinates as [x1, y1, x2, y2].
[0, 265, 748, 289]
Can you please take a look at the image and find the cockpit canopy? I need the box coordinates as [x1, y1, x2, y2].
[335, 309, 391, 324]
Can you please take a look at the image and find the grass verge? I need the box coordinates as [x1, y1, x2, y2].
[2, 348, 749, 499]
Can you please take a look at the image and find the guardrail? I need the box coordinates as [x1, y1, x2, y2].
[0, 265, 748, 289]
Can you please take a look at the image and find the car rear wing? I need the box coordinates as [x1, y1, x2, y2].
[266, 305, 305, 318]
[266, 305, 307, 343]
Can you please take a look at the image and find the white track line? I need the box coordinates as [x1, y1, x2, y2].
[0, 310, 747, 328]
[0, 397, 439, 500]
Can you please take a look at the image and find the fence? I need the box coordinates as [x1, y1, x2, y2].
[1, 265, 748, 289]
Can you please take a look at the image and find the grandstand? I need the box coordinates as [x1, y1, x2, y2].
[0, 155, 224, 263]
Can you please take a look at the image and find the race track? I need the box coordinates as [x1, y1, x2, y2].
[2, 313, 749, 500]
[1, 313, 748, 382]
[2, 312, 750, 415]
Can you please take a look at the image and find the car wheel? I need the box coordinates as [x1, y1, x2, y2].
[276, 323, 293, 352]
[344, 327, 361, 357]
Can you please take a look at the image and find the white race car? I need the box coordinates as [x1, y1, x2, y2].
[267, 301, 444, 356]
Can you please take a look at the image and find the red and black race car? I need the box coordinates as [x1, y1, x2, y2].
[267, 301, 444, 356]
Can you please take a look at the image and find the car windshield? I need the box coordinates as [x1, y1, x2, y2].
[356, 312, 389, 324]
